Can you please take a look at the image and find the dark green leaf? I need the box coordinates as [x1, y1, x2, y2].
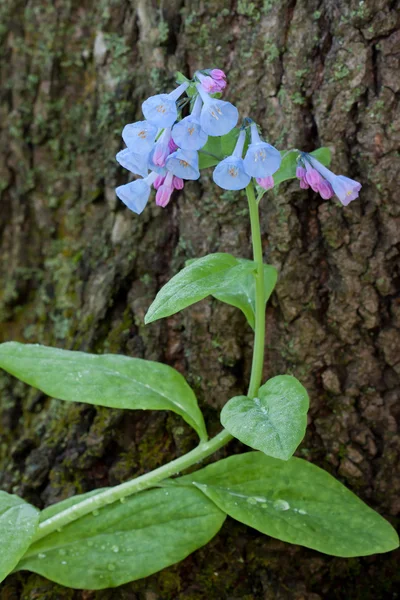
[0, 343, 207, 440]
[0, 491, 39, 582]
[17, 487, 226, 590]
[198, 137, 223, 169]
[213, 260, 277, 329]
[177, 452, 399, 557]
[220, 375, 309, 460]
[145, 253, 256, 324]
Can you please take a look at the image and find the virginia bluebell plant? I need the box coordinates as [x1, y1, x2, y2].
[0, 69, 396, 591]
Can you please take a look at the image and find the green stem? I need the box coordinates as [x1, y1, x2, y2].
[33, 429, 232, 543]
[33, 181, 267, 544]
[246, 182, 266, 398]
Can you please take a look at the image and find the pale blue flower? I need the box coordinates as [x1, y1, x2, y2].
[213, 130, 251, 190]
[171, 96, 208, 151]
[243, 123, 281, 178]
[122, 121, 158, 154]
[116, 148, 149, 178]
[197, 85, 238, 136]
[307, 155, 361, 205]
[115, 172, 158, 214]
[142, 82, 189, 128]
[165, 149, 200, 180]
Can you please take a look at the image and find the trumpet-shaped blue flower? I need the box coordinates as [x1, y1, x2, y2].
[197, 85, 238, 137]
[213, 130, 251, 191]
[142, 82, 189, 128]
[116, 172, 158, 214]
[243, 123, 281, 178]
[303, 155, 361, 206]
[116, 148, 149, 178]
[165, 149, 200, 180]
[122, 121, 158, 154]
[171, 96, 208, 151]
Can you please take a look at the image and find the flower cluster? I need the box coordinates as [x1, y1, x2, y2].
[115, 70, 240, 214]
[296, 153, 361, 206]
[115, 68, 361, 214]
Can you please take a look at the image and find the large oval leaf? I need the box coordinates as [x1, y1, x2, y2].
[0, 491, 39, 582]
[0, 343, 207, 440]
[221, 375, 309, 460]
[145, 253, 256, 324]
[177, 452, 399, 557]
[16, 486, 226, 589]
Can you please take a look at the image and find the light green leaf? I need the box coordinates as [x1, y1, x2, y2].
[145, 253, 256, 325]
[214, 260, 277, 329]
[177, 452, 399, 557]
[16, 487, 226, 590]
[220, 375, 309, 460]
[0, 491, 39, 582]
[0, 343, 207, 440]
[272, 147, 331, 188]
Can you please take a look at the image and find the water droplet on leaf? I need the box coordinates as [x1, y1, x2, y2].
[273, 499, 290, 511]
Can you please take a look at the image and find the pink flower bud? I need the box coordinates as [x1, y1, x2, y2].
[156, 184, 173, 208]
[296, 166, 306, 179]
[173, 176, 184, 190]
[153, 175, 166, 190]
[210, 69, 226, 81]
[299, 178, 310, 189]
[256, 176, 274, 190]
[318, 180, 334, 199]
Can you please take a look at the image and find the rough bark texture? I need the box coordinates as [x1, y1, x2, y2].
[0, 0, 399, 597]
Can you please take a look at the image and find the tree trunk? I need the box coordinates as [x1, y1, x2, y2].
[1, 0, 399, 597]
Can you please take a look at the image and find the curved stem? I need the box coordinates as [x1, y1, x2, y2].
[33, 181, 267, 545]
[33, 429, 232, 543]
[246, 181, 266, 398]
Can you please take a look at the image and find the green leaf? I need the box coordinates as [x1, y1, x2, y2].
[177, 452, 399, 557]
[221, 375, 309, 460]
[145, 253, 256, 325]
[198, 137, 223, 169]
[16, 487, 226, 590]
[0, 343, 207, 441]
[198, 129, 241, 169]
[272, 147, 331, 188]
[213, 260, 277, 329]
[0, 491, 39, 582]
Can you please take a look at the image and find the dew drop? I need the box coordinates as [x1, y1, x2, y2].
[273, 499, 290, 511]
[38, 553, 46, 559]
[108, 563, 115, 571]
[246, 497, 258, 505]
[58, 549, 66, 556]
[298, 508, 307, 515]
[112, 545, 119, 553]
[61, 561, 67, 565]
[92, 509, 100, 516]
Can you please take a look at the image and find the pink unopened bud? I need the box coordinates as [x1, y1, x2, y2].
[213, 78, 227, 91]
[210, 69, 226, 81]
[173, 176, 184, 190]
[156, 184, 173, 208]
[153, 175, 166, 190]
[299, 178, 310, 190]
[296, 166, 306, 179]
[168, 138, 178, 152]
[256, 176, 274, 190]
[305, 166, 323, 192]
[318, 179, 334, 200]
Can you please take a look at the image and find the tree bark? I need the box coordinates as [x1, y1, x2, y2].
[0, 0, 399, 598]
